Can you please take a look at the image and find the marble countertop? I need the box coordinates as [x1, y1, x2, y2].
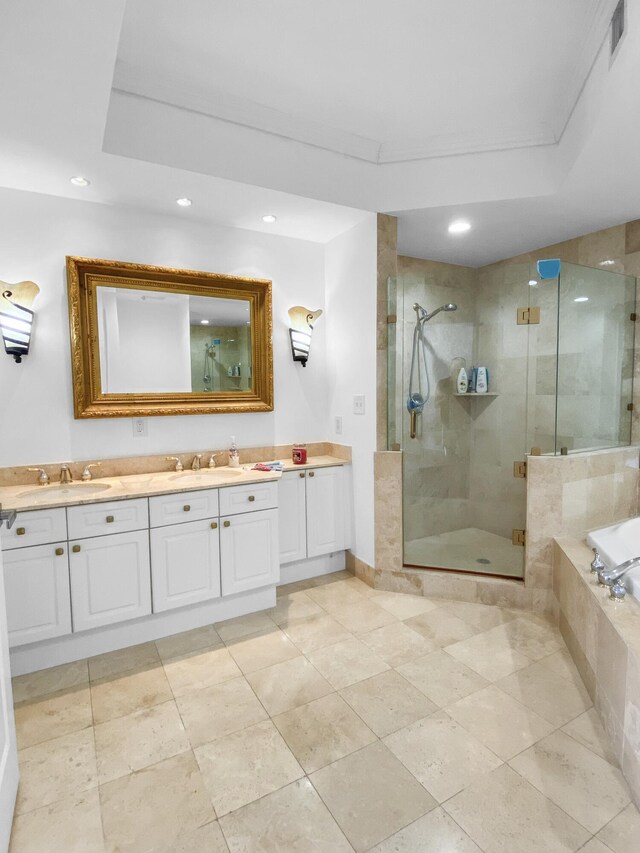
[0, 455, 347, 513]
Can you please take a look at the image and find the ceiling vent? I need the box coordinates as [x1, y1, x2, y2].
[611, 0, 625, 56]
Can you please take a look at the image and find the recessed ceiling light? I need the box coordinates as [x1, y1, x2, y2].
[261, 214, 277, 223]
[574, 297, 589, 303]
[176, 197, 192, 207]
[599, 259, 616, 266]
[528, 280, 538, 286]
[70, 176, 90, 187]
[200, 319, 210, 325]
[448, 220, 471, 234]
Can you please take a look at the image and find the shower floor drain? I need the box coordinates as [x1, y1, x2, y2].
[476, 558, 491, 565]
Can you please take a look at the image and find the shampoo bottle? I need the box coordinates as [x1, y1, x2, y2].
[456, 367, 468, 394]
[476, 366, 488, 393]
[229, 436, 240, 468]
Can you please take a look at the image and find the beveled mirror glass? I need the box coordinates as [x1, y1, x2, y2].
[67, 257, 273, 418]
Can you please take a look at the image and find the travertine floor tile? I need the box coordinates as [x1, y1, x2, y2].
[330, 599, 397, 634]
[445, 764, 590, 853]
[226, 629, 301, 674]
[216, 611, 278, 642]
[500, 617, 563, 661]
[94, 700, 189, 784]
[510, 731, 630, 833]
[91, 664, 173, 725]
[246, 655, 333, 716]
[307, 638, 390, 690]
[446, 685, 554, 760]
[373, 591, 439, 620]
[383, 712, 502, 803]
[309, 741, 436, 853]
[88, 642, 160, 682]
[441, 601, 517, 633]
[12, 660, 88, 704]
[219, 778, 352, 852]
[445, 626, 531, 681]
[562, 709, 619, 766]
[273, 692, 376, 772]
[359, 621, 437, 667]
[14, 684, 92, 749]
[150, 821, 228, 853]
[155, 624, 222, 660]
[176, 676, 268, 748]
[580, 839, 616, 853]
[268, 591, 324, 626]
[368, 806, 482, 853]
[194, 720, 303, 817]
[281, 612, 352, 654]
[497, 658, 592, 727]
[305, 580, 366, 611]
[9, 789, 104, 853]
[340, 670, 436, 737]
[100, 751, 215, 853]
[162, 646, 241, 698]
[596, 801, 640, 853]
[397, 650, 488, 708]
[404, 609, 477, 647]
[16, 728, 97, 815]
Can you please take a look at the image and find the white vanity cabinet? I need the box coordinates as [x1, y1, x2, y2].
[150, 518, 221, 612]
[279, 466, 347, 564]
[278, 471, 308, 564]
[220, 507, 279, 595]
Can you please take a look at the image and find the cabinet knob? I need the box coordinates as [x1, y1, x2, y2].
[72, 544, 81, 553]
[211, 521, 218, 529]
[183, 505, 191, 512]
[223, 520, 231, 527]
[16, 527, 25, 536]
[248, 495, 255, 502]
[55, 547, 64, 556]
[106, 515, 114, 523]
[299, 472, 305, 478]
[308, 471, 315, 477]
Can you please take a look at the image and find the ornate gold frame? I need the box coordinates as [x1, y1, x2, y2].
[66, 256, 273, 418]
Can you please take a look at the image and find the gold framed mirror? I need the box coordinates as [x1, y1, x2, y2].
[66, 256, 273, 418]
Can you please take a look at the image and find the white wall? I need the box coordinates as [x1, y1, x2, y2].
[325, 216, 378, 567]
[0, 188, 329, 465]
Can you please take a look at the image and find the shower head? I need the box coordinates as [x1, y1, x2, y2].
[416, 302, 458, 322]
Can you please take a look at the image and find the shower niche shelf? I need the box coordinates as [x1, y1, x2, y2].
[454, 392, 498, 398]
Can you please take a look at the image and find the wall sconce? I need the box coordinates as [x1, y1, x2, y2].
[0, 280, 40, 363]
[288, 306, 322, 367]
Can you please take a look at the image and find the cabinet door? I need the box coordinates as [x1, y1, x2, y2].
[278, 471, 307, 564]
[150, 519, 221, 613]
[69, 530, 151, 632]
[220, 508, 279, 595]
[306, 467, 345, 558]
[2, 542, 71, 647]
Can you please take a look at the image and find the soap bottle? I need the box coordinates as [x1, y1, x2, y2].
[476, 366, 488, 393]
[467, 367, 477, 393]
[229, 436, 240, 468]
[456, 367, 468, 394]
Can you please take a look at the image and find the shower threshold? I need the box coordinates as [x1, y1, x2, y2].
[404, 527, 524, 580]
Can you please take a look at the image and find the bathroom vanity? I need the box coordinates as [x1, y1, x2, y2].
[0, 457, 350, 675]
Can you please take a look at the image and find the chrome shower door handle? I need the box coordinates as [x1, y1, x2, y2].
[410, 410, 417, 439]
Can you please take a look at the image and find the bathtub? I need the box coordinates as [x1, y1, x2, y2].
[587, 517, 640, 600]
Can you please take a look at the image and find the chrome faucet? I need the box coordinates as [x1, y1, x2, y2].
[81, 463, 101, 481]
[191, 454, 202, 471]
[165, 456, 184, 472]
[596, 556, 640, 600]
[59, 464, 73, 484]
[590, 548, 605, 574]
[27, 467, 50, 486]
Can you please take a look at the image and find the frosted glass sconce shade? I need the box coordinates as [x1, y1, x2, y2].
[288, 306, 322, 367]
[0, 280, 40, 363]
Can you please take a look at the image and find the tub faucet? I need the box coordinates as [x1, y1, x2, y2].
[191, 454, 202, 471]
[59, 464, 73, 484]
[597, 556, 640, 588]
[590, 548, 605, 574]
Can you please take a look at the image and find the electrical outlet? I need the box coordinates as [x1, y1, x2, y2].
[133, 418, 148, 438]
[353, 395, 365, 415]
[334, 415, 343, 435]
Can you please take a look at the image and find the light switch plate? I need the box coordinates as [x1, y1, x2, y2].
[133, 418, 148, 438]
[353, 395, 365, 415]
[334, 416, 343, 435]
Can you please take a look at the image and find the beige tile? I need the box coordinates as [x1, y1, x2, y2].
[246, 656, 333, 716]
[340, 670, 436, 737]
[580, 839, 616, 853]
[597, 802, 640, 853]
[150, 821, 228, 853]
[163, 646, 241, 698]
[344, 576, 378, 597]
[445, 764, 590, 853]
[500, 616, 563, 661]
[100, 751, 215, 853]
[91, 664, 173, 725]
[219, 778, 351, 852]
[562, 709, 619, 766]
[445, 627, 532, 681]
[305, 580, 366, 611]
[307, 637, 390, 690]
[88, 642, 160, 681]
[309, 741, 436, 853]
[14, 684, 92, 749]
[359, 621, 437, 667]
[12, 660, 88, 704]
[226, 629, 301, 674]
[9, 789, 103, 853]
[94, 700, 189, 784]
[16, 728, 97, 815]
[195, 720, 303, 817]
[368, 807, 482, 853]
[330, 599, 398, 634]
[405, 609, 477, 647]
[397, 650, 489, 708]
[281, 612, 352, 654]
[510, 731, 630, 834]
[372, 591, 440, 620]
[155, 624, 222, 660]
[446, 685, 554, 760]
[177, 675, 268, 748]
[216, 611, 278, 642]
[442, 601, 518, 632]
[497, 657, 592, 727]
[384, 712, 502, 803]
[273, 692, 376, 772]
[267, 591, 324, 626]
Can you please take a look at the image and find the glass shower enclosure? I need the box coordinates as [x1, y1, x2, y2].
[387, 260, 636, 580]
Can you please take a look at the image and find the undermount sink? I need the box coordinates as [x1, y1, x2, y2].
[18, 483, 112, 502]
[169, 469, 244, 485]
